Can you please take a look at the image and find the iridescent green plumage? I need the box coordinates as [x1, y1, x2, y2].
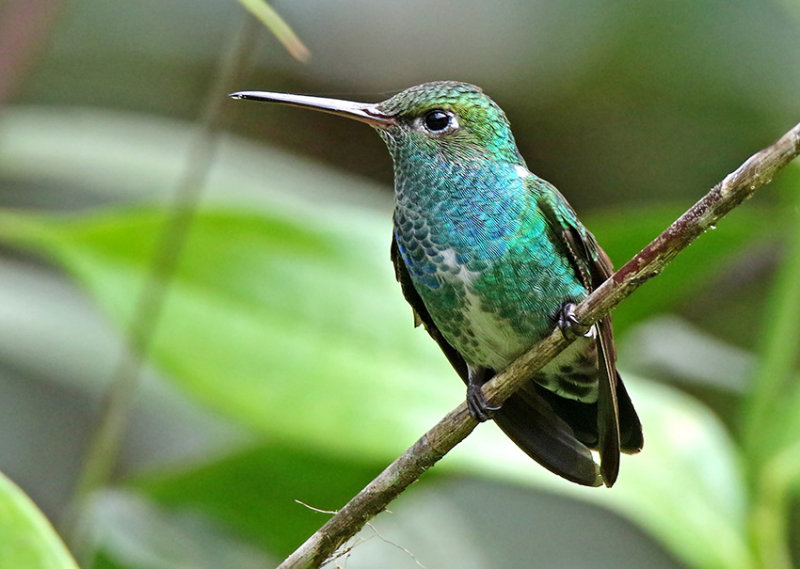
[231, 81, 643, 487]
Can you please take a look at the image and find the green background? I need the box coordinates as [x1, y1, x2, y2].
[0, 1, 799, 567]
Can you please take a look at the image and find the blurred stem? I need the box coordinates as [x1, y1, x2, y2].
[745, 166, 800, 447]
[237, 0, 310, 62]
[750, 441, 800, 569]
[61, 13, 260, 562]
[745, 165, 800, 569]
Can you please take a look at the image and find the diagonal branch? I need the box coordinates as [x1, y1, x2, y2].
[277, 122, 800, 569]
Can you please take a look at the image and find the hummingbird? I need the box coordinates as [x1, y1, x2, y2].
[230, 81, 642, 487]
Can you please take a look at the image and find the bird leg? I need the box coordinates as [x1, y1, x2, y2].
[466, 366, 500, 421]
[557, 302, 593, 340]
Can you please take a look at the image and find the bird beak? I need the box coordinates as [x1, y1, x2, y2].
[229, 90, 396, 129]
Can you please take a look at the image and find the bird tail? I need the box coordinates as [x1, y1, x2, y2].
[493, 385, 602, 487]
[494, 376, 642, 487]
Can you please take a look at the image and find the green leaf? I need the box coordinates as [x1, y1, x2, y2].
[0, 471, 79, 569]
[86, 490, 276, 569]
[135, 443, 387, 557]
[130, 378, 753, 568]
[0, 207, 456, 459]
[0, 203, 772, 456]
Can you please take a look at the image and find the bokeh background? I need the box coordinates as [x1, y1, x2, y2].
[1, 1, 799, 567]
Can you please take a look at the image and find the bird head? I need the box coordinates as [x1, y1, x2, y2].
[230, 81, 524, 166]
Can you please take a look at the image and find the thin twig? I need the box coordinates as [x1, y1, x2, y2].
[62, 13, 260, 562]
[236, 0, 311, 62]
[277, 122, 800, 569]
[295, 500, 338, 515]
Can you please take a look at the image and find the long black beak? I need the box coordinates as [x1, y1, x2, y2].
[229, 90, 396, 128]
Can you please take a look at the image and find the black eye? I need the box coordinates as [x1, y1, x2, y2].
[423, 109, 452, 132]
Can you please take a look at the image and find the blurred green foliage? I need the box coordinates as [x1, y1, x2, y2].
[0, 0, 799, 568]
[0, 472, 77, 569]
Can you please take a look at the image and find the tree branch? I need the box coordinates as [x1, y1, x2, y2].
[277, 122, 800, 569]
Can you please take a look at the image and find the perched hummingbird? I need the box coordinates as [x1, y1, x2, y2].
[230, 81, 642, 487]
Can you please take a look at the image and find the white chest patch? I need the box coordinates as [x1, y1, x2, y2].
[459, 286, 529, 370]
[438, 248, 480, 286]
[435, 248, 528, 369]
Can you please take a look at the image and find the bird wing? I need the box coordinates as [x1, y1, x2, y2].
[391, 234, 602, 486]
[535, 181, 643, 486]
[390, 235, 468, 378]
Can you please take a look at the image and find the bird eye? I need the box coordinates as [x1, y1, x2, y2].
[423, 109, 454, 132]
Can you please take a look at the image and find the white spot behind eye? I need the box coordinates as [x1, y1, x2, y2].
[514, 165, 530, 177]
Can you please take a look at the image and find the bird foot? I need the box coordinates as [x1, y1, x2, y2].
[467, 381, 500, 422]
[557, 302, 593, 340]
